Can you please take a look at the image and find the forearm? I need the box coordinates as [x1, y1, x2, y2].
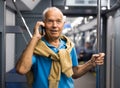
[72, 53, 105, 79]
[16, 37, 39, 74]
[72, 60, 95, 79]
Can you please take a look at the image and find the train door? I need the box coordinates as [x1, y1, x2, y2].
[5, 9, 28, 88]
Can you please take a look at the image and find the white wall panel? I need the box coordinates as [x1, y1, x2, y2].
[6, 9, 15, 72]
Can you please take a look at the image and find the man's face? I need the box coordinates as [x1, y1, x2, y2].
[44, 10, 65, 40]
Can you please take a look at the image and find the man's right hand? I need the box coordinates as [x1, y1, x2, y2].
[32, 21, 45, 40]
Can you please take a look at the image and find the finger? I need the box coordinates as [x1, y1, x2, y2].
[90, 54, 100, 63]
[96, 62, 104, 65]
[95, 59, 104, 63]
[94, 53, 105, 60]
[99, 53, 105, 57]
[34, 21, 45, 35]
[95, 58, 104, 65]
[92, 54, 100, 58]
[97, 56, 104, 60]
[34, 21, 45, 31]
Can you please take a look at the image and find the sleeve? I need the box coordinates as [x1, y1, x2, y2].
[32, 54, 37, 65]
[70, 47, 78, 66]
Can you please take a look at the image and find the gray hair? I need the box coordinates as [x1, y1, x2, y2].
[42, 7, 65, 21]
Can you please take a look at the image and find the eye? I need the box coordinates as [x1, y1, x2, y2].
[46, 20, 53, 23]
[56, 20, 62, 24]
[45, 19, 63, 24]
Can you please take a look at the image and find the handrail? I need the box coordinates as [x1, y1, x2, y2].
[96, 0, 101, 88]
[12, 0, 32, 38]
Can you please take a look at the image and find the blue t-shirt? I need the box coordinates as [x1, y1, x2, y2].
[32, 38, 78, 88]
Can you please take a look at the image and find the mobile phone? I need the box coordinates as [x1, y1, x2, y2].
[40, 26, 45, 35]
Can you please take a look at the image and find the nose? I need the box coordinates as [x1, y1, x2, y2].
[53, 21, 57, 27]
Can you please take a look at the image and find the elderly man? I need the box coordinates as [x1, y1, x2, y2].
[16, 7, 105, 88]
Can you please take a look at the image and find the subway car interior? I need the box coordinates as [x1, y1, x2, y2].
[0, 0, 120, 88]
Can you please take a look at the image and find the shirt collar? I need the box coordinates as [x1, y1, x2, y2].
[42, 37, 66, 49]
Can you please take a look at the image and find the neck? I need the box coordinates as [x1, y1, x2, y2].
[45, 35, 60, 48]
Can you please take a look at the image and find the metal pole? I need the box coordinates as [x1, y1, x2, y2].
[0, 0, 6, 88]
[50, 0, 53, 7]
[97, 0, 101, 88]
[12, 0, 32, 38]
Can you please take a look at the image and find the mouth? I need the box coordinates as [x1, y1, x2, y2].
[50, 30, 58, 34]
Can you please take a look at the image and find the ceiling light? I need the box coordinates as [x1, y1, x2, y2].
[101, 7, 107, 10]
[65, 6, 69, 10]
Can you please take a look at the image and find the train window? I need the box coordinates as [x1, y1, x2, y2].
[63, 16, 98, 88]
